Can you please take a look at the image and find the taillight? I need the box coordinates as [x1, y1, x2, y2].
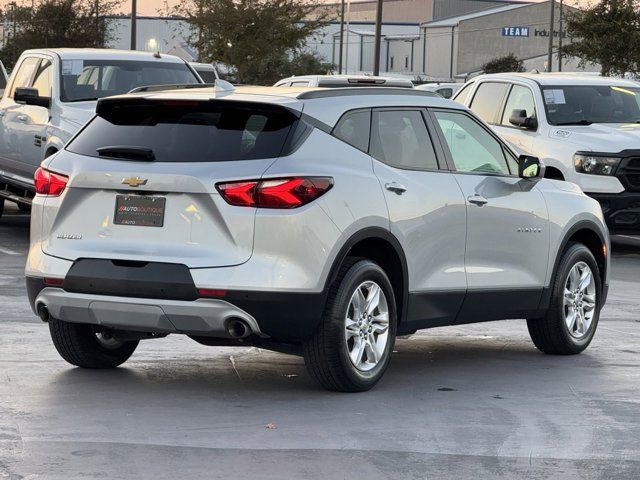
[34, 167, 69, 196]
[216, 177, 333, 209]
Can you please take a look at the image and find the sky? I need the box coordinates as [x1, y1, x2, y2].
[0, 0, 597, 18]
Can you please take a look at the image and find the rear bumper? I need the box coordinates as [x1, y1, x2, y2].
[26, 276, 327, 342]
[588, 192, 640, 234]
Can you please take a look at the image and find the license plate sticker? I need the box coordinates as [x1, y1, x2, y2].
[114, 195, 166, 227]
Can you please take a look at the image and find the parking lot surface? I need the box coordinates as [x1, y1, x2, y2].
[1, 203, 639, 479]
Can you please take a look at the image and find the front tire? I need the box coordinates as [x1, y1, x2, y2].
[303, 259, 397, 392]
[49, 320, 139, 369]
[527, 243, 601, 355]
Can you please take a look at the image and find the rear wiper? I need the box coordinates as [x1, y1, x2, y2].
[554, 120, 593, 126]
[96, 146, 155, 161]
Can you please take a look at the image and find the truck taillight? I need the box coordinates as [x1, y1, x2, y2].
[34, 167, 69, 196]
[216, 177, 333, 209]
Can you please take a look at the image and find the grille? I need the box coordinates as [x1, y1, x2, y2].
[619, 157, 640, 191]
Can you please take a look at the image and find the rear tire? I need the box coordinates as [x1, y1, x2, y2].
[527, 243, 601, 355]
[303, 259, 397, 392]
[49, 320, 139, 369]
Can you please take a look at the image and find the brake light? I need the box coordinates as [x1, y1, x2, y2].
[216, 177, 333, 208]
[34, 167, 69, 196]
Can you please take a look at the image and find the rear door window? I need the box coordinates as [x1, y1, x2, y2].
[453, 82, 474, 104]
[370, 109, 439, 170]
[469, 82, 510, 124]
[67, 100, 299, 162]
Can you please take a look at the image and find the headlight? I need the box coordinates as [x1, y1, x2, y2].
[573, 154, 621, 176]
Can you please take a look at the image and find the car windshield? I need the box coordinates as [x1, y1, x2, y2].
[60, 59, 200, 102]
[542, 85, 640, 125]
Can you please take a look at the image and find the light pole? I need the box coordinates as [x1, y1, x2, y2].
[130, 0, 137, 50]
[547, 0, 555, 72]
[373, 0, 383, 75]
[338, 0, 345, 74]
[558, 0, 564, 72]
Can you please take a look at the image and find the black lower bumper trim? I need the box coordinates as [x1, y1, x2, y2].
[26, 276, 47, 315]
[588, 192, 640, 234]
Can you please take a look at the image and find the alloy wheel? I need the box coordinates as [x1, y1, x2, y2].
[344, 281, 390, 371]
[563, 261, 597, 339]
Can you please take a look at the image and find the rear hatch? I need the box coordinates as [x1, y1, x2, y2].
[42, 96, 301, 268]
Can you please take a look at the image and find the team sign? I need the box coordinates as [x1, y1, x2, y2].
[501, 26, 530, 37]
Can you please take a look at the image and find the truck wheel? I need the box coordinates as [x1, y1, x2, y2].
[49, 319, 139, 369]
[303, 259, 397, 392]
[527, 243, 601, 355]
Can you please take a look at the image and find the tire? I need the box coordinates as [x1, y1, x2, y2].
[303, 259, 397, 392]
[49, 319, 139, 369]
[527, 243, 602, 355]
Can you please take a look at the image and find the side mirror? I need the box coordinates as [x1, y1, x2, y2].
[519, 155, 545, 179]
[509, 109, 537, 130]
[14, 87, 51, 108]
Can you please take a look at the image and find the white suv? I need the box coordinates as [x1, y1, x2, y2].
[0, 49, 201, 215]
[454, 73, 640, 234]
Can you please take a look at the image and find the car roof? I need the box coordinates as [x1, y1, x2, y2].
[473, 72, 640, 87]
[98, 85, 460, 127]
[278, 75, 414, 86]
[21, 48, 187, 63]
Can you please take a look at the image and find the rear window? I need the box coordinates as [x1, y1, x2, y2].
[60, 60, 200, 102]
[67, 100, 299, 162]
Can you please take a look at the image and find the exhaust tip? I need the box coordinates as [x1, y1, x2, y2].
[37, 304, 50, 322]
[227, 318, 251, 339]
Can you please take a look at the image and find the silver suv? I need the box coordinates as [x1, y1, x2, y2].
[26, 86, 610, 392]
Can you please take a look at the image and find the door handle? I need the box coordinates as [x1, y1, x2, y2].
[17, 114, 28, 122]
[467, 194, 488, 206]
[385, 182, 407, 195]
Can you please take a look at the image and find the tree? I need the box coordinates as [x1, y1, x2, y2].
[167, 0, 331, 85]
[561, 0, 640, 76]
[482, 53, 525, 74]
[0, 0, 121, 68]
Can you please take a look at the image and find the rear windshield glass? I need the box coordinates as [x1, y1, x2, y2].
[66, 100, 298, 162]
[60, 60, 200, 102]
[542, 85, 640, 125]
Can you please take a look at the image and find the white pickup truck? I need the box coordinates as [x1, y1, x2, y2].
[455, 72, 640, 235]
[0, 49, 202, 216]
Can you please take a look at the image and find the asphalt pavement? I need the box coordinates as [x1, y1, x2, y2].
[1, 202, 639, 479]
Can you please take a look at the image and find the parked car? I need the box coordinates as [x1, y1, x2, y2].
[0, 48, 202, 217]
[415, 82, 462, 99]
[454, 72, 640, 234]
[27, 86, 609, 392]
[189, 62, 218, 83]
[274, 74, 414, 88]
[0, 61, 8, 97]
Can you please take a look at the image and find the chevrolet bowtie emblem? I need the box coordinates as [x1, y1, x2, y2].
[121, 176, 148, 188]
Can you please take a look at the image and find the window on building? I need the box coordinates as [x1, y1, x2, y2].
[433, 110, 511, 176]
[390, 57, 395, 69]
[501, 85, 536, 126]
[404, 56, 409, 69]
[371, 110, 439, 170]
[469, 82, 510, 124]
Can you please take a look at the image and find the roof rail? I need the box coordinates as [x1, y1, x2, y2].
[297, 87, 439, 100]
[128, 83, 215, 94]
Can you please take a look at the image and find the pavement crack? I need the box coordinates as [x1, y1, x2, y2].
[229, 355, 242, 382]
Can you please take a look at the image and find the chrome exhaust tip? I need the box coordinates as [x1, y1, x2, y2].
[37, 304, 50, 322]
[227, 318, 251, 339]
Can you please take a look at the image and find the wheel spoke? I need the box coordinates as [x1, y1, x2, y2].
[352, 287, 366, 319]
[569, 266, 580, 290]
[345, 318, 360, 339]
[565, 309, 577, 332]
[350, 337, 366, 366]
[364, 284, 381, 315]
[578, 269, 592, 292]
[582, 294, 596, 312]
[365, 336, 378, 364]
[563, 289, 574, 307]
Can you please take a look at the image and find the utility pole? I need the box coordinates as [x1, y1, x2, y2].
[558, 0, 563, 72]
[338, 0, 345, 74]
[373, 0, 383, 75]
[95, 0, 100, 45]
[130, 0, 137, 50]
[546, 0, 555, 72]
